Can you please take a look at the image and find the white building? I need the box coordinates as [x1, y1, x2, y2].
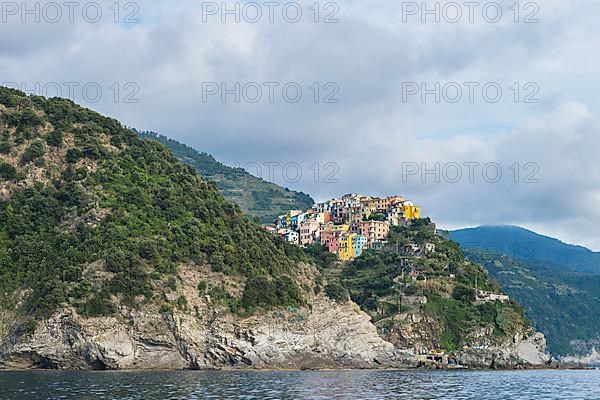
[280, 229, 299, 245]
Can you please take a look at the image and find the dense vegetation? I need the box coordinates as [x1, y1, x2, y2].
[138, 131, 314, 224]
[0, 87, 309, 320]
[339, 220, 530, 352]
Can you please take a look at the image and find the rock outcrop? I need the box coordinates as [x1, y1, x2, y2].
[372, 308, 552, 370]
[0, 263, 409, 370]
[559, 347, 600, 366]
[0, 296, 411, 370]
[456, 332, 554, 369]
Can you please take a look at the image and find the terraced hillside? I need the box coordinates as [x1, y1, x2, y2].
[139, 132, 314, 223]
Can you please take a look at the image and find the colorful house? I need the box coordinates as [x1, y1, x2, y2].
[320, 229, 340, 254]
[352, 234, 368, 257]
[280, 229, 299, 245]
[332, 224, 350, 233]
[401, 202, 421, 220]
[290, 213, 306, 231]
[263, 225, 277, 234]
[338, 233, 355, 261]
[275, 214, 288, 229]
[271, 194, 422, 261]
[299, 220, 320, 246]
[360, 220, 390, 248]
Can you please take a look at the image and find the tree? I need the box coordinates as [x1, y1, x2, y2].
[45, 130, 63, 147]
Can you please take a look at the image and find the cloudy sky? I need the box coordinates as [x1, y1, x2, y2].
[2, 0, 600, 249]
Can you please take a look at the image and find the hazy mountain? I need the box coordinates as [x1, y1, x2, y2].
[450, 225, 600, 274]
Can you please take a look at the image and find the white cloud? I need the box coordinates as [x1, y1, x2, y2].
[2, 0, 600, 249]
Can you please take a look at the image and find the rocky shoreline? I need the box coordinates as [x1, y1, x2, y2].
[0, 293, 555, 371]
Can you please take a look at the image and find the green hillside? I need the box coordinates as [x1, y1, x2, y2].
[335, 220, 532, 353]
[0, 87, 538, 364]
[0, 87, 309, 322]
[138, 132, 314, 223]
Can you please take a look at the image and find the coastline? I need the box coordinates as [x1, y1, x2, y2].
[0, 364, 592, 372]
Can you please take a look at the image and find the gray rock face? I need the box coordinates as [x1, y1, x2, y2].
[0, 297, 412, 370]
[456, 332, 552, 369]
[374, 311, 551, 370]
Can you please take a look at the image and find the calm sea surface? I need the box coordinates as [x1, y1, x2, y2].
[0, 369, 599, 400]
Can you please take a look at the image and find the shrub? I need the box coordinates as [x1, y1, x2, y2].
[274, 275, 303, 307]
[45, 130, 63, 147]
[325, 282, 349, 303]
[176, 296, 188, 311]
[241, 276, 276, 309]
[65, 148, 82, 163]
[452, 284, 475, 302]
[20, 141, 45, 164]
[304, 244, 337, 269]
[159, 303, 172, 314]
[241, 275, 303, 310]
[495, 306, 522, 336]
[80, 291, 115, 317]
[0, 162, 16, 180]
[21, 319, 38, 336]
[0, 87, 23, 107]
[0, 142, 11, 154]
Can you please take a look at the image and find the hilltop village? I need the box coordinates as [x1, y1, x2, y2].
[265, 194, 422, 261]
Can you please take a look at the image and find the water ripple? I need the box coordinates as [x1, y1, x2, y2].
[0, 369, 599, 399]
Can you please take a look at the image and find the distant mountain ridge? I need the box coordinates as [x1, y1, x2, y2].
[138, 131, 314, 224]
[451, 225, 600, 274]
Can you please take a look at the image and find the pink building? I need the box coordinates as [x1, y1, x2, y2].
[320, 230, 340, 254]
[360, 220, 390, 248]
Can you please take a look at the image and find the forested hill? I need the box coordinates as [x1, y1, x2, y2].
[138, 131, 314, 223]
[0, 86, 309, 322]
[464, 248, 600, 357]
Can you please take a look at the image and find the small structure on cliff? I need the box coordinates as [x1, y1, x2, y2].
[476, 290, 510, 303]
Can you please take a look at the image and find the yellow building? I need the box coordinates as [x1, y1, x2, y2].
[338, 233, 356, 261]
[402, 205, 421, 220]
[332, 224, 350, 233]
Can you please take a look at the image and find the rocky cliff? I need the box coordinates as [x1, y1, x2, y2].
[0, 265, 406, 370]
[376, 310, 553, 368]
[0, 265, 551, 371]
